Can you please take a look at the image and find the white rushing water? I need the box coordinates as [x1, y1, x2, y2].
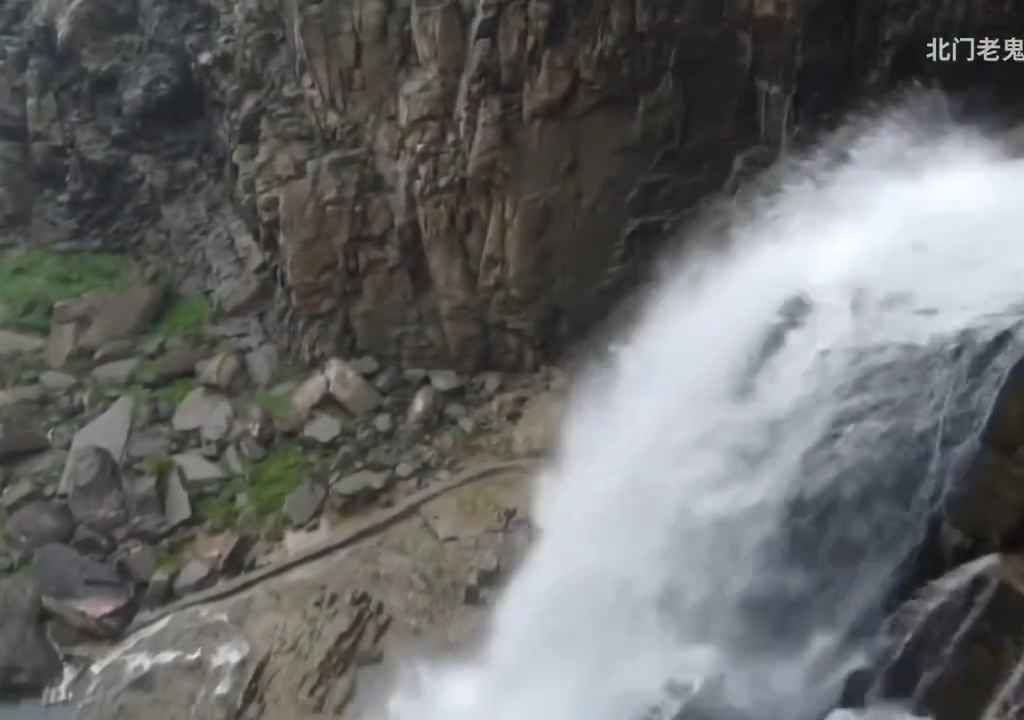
[387, 95, 1024, 720]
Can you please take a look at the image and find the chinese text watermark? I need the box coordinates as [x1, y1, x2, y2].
[926, 37, 1024, 62]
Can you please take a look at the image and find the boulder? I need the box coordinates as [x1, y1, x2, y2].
[218, 533, 255, 577]
[6, 501, 75, 553]
[271, 373, 329, 433]
[200, 398, 235, 443]
[66, 446, 128, 533]
[0, 330, 45, 356]
[93, 339, 137, 362]
[71, 609, 250, 720]
[59, 395, 134, 495]
[0, 575, 62, 696]
[126, 426, 173, 460]
[172, 452, 228, 491]
[0, 384, 46, 407]
[50, 284, 163, 355]
[283, 479, 326, 527]
[196, 351, 244, 391]
[406, 384, 440, 427]
[0, 420, 48, 461]
[38, 370, 77, 391]
[324, 358, 382, 416]
[944, 354, 1024, 546]
[71, 524, 115, 557]
[91, 357, 141, 385]
[173, 559, 216, 597]
[428, 369, 465, 393]
[330, 469, 390, 502]
[870, 554, 1024, 720]
[350, 356, 381, 376]
[1, 479, 42, 511]
[115, 542, 158, 584]
[511, 391, 567, 456]
[172, 387, 229, 433]
[34, 543, 136, 638]
[139, 347, 205, 386]
[245, 344, 278, 389]
[302, 412, 343, 444]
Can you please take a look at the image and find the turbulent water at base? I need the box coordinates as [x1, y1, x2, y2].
[387, 94, 1024, 720]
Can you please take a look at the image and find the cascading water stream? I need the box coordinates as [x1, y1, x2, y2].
[386, 95, 1024, 720]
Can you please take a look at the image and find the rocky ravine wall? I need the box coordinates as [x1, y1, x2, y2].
[2, 0, 1024, 371]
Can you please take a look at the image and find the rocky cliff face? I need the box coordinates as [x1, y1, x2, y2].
[2, 0, 1024, 370]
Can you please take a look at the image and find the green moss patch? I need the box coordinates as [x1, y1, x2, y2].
[0, 249, 137, 333]
[246, 445, 311, 517]
[197, 492, 240, 529]
[158, 294, 211, 338]
[254, 390, 294, 421]
[155, 377, 196, 406]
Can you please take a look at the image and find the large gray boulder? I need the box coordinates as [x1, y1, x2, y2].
[869, 554, 1024, 720]
[34, 543, 136, 638]
[66, 446, 128, 534]
[5, 501, 74, 553]
[0, 575, 62, 696]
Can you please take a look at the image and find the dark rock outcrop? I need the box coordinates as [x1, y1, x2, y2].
[4, 0, 1024, 370]
[66, 445, 128, 534]
[0, 575, 62, 696]
[34, 543, 136, 638]
[868, 554, 1024, 720]
[6, 500, 74, 553]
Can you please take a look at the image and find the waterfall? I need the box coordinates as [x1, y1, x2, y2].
[387, 94, 1024, 720]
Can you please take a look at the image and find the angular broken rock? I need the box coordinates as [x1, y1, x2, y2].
[34, 543, 135, 638]
[116, 542, 158, 584]
[218, 533, 255, 577]
[0, 329, 45, 356]
[6, 501, 74, 553]
[350, 355, 381, 376]
[284, 479, 326, 527]
[406, 384, 439, 427]
[51, 284, 163, 353]
[196, 351, 244, 391]
[0, 575, 62, 695]
[0, 384, 46, 407]
[47, 322, 79, 369]
[428, 369, 465, 393]
[59, 395, 134, 495]
[331, 470, 390, 499]
[70, 525, 115, 558]
[277, 372, 330, 432]
[126, 426, 173, 460]
[2, 479, 42, 511]
[139, 347, 205, 386]
[38, 370, 77, 392]
[0, 420, 48, 461]
[125, 474, 164, 520]
[173, 559, 216, 597]
[871, 554, 1024, 720]
[172, 452, 228, 491]
[162, 468, 192, 529]
[200, 398, 235, 443]
[245, 344, 278, 389]
[93, 339, 136, 363]
[173, 387, 229, 433]
[66, 446, 128, 534]
[324, 358, 382, 416]
[302, 412, 343, 444]
[91, 357, 140, 385]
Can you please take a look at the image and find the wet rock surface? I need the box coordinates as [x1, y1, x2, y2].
[0, 575, 62, 696]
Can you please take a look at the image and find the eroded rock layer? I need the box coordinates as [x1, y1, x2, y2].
[3, 0, 1024, 369]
